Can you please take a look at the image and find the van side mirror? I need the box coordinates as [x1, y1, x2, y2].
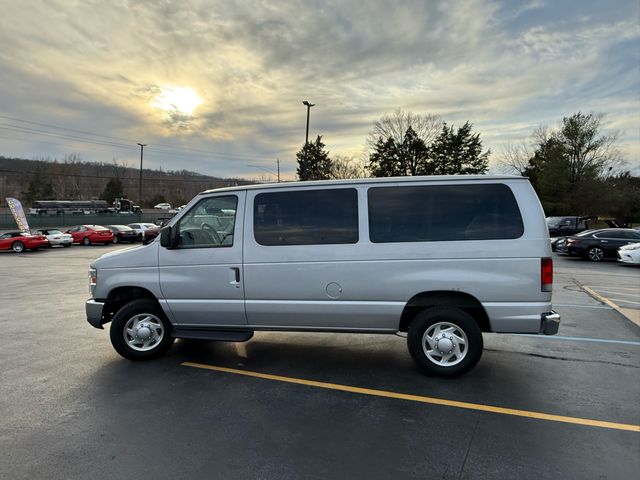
[160, 226, 178, 249]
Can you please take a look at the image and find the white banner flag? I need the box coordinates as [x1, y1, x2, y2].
[6, 197, 30, 233]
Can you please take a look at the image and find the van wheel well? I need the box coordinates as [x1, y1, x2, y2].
[102, 287, 159, 324]
[399, 291, 490, 333]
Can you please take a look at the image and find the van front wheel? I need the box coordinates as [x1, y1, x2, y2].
[110, 299, 175, 360]
[407, 307, 483, 377]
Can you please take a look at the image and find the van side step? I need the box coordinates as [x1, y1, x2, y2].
[172, 328, 254, 342]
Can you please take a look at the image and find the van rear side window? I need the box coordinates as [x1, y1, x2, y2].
[368, 184, 524, 243]
[254, 189, 358, 246]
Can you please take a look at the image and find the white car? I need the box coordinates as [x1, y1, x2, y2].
[127, 223, 158, 236]
[37, 229, 73, 247]
[154, 203, 172, 210]
[618, 242, 640, 264]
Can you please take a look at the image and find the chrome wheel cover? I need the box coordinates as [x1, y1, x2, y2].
[123, 313, 165, 351]
[422, 322, 469, 367]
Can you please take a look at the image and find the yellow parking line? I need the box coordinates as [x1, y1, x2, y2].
[582, 286, 640, 328]
[182, 362, 640, 433]
[582, 286, 623, 310]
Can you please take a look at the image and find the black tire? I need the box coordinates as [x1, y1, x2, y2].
[407, 306, 483, 377]
[82, 236, 91, 246]
[110, 299, 175, 360]
[11, 241, 25, 253]
[113, 236, 119, 244]
[63, 243, 71, 247]
[586, 246, 605, 262]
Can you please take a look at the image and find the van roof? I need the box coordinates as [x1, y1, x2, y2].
[201, 175, 527, 195]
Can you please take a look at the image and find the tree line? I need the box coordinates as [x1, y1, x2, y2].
[296, 110, 638, 223]
[0, 155, 251, 208]
[296, 110, 490, 180]
[499, 112, 639, 224]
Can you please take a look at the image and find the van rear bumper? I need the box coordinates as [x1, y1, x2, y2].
[483, 302, 559, 334]
[540, 311, 560, 335]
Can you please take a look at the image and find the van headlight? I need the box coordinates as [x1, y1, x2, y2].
[89, 268, 97, 295]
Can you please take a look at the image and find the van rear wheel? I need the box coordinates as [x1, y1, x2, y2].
[407, 307, 483, 377]
[110, 299, 175, 360]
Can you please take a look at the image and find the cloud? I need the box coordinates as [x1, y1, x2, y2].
[0, 0, 638, 179]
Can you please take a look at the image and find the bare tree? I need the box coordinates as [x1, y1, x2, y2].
[366, 109, 443, 151]
[498, 126, 552, 176]
[498, 140, 533, 175]
[330, 155, 367, 179]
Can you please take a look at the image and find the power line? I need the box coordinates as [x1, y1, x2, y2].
[0, 114, 279, 161]
[0, 124, 137, 151]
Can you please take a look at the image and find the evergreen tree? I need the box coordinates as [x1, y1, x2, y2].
[368, 127, 435, 177]
[296, 135, 333, 181]
[24, 167, 54, 204]
[522, 113, 621, 215]
[368, 136, 400, 177]
[428, 122, 490, 175]
[100, 177, 124, 204]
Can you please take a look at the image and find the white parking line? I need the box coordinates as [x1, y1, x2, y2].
[554, 304, 612, 309]
[608, 298, 640, 306]
[581, 286, 636, 320]
[584, 285, 640, 290]
[516, 335, 640, 346]
[590, 289, 640, 298]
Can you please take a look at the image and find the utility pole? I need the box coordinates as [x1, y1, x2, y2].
[302, 100, 315, 163]
[137, 143, 147, 206]
[247, 162, 280, 183]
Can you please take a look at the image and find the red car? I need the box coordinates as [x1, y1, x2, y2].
[66, 225, 114, 245]
[0, 231, 49, 252]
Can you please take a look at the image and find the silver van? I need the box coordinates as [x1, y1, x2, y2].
[86, 175, 560, 376]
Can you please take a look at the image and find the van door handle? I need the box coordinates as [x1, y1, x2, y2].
[229, 267, 241, 287]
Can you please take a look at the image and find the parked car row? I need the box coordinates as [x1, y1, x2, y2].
[0, 222, 161, 252]
[0, 231, 49, 252]
[547, 216, 619, 251]
[554, 228, 640, 264]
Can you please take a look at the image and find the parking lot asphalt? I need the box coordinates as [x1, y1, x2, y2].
[555, 257, 640, 327]
[1, 245, 639, 479]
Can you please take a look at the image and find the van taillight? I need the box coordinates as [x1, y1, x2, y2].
[541, 257, 553, 292]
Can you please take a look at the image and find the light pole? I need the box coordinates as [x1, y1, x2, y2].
[302, 101, 315, 163]
[137, 142, 147, 206]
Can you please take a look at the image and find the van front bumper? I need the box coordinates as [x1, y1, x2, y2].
[541, 311, 560, 335]
[86, 299, 106, 329]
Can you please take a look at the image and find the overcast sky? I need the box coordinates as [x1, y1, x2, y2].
[0, 0, 638, 180]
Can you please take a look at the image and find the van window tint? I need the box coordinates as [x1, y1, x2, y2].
[177, 195, 238, 248]
[254, 189, 358, 246]
[368, 184, 524, 243]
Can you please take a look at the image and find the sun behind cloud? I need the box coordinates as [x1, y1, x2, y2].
[152, 86, 202, 116]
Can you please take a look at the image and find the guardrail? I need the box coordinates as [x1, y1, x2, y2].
[0, 212, 173, 230]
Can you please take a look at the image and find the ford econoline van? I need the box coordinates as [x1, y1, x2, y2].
[86, 176, 560, 376]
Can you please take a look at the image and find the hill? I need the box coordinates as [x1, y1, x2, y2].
[0, 156, 254, 208]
